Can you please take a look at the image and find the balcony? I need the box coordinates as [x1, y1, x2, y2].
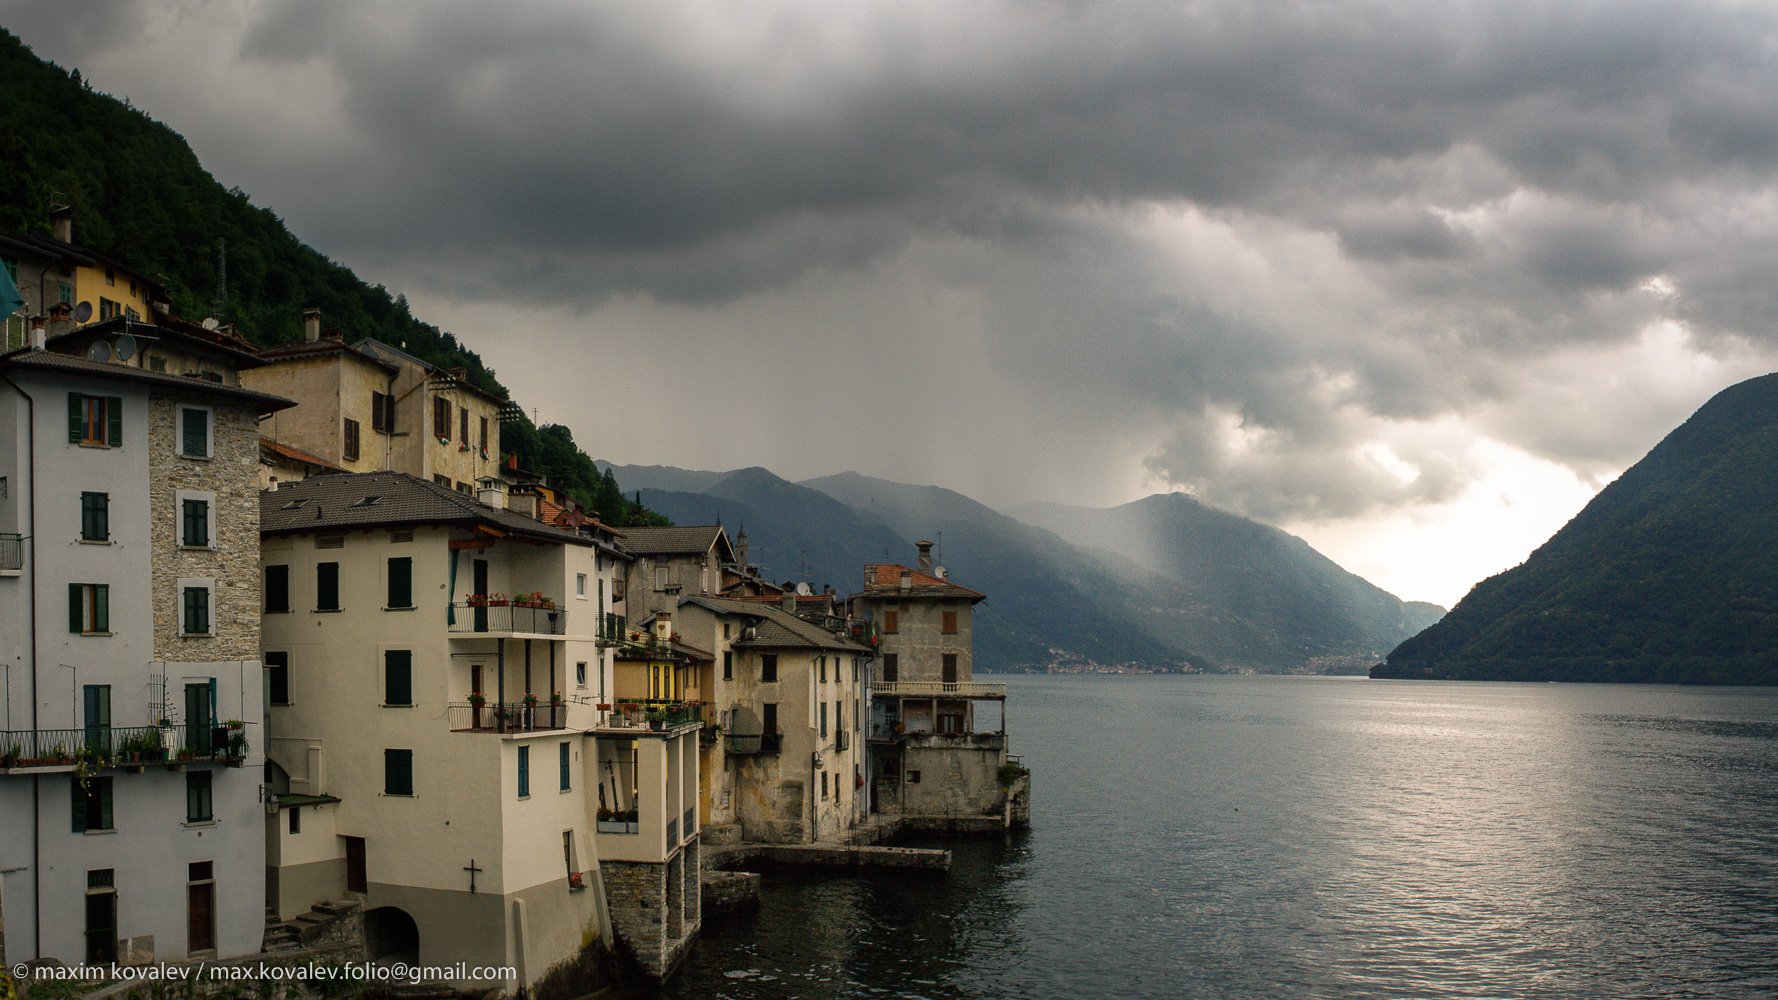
[726, 731, 783, 755]
[873, 680, 1006, 699]
[596, 613, 627, 648]
[868, 721, 903, 744]
[0, 533, 21, 572]
[597, 809, 640, 835]
[447, 701, 568, 734]
[448, 602, 566, 636]
[835, 729, 850, 752]
[602, 700, 703, 733]
[2, 723, 249, 772]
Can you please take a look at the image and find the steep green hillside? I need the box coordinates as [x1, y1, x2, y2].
[1376, 372, 1778, 684]
[0, 28, 659, 524]
[1016, 493, 1443, 664]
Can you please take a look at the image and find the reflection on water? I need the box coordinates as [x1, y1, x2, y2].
[646, 676, 1778, 999]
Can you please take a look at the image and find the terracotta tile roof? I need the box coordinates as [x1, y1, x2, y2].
[680, 596, 869, 652]
[854, 563, 987, 603]
[256, 338, 402, 375]
[259, 438, 344, 472]
[260, 471, 591, 545]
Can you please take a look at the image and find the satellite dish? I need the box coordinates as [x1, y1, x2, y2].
[115, 334, 137, 360]
[72, 301, 93, 324]
[86, 341, 112, 362]
[201, 317, 221, 330]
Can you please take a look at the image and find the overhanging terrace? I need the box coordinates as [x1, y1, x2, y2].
[873, 680, 1005, 699]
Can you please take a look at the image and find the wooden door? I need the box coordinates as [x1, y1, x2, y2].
[187, 882, 215, 952]
[344, 836, 367, 893]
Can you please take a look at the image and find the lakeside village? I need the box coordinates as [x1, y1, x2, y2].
[0, 210, 1032, 996]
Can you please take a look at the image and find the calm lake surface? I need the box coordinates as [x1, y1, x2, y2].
[651, 675, 1778, 998]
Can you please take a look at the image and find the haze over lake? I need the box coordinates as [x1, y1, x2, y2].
[655, 675, 1778, 998]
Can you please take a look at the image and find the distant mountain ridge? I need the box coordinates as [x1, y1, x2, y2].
[1376, 372, 1778, 684]
[605, 462, 1442, 673]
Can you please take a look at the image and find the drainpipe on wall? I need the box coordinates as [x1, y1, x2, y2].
[2, 371, 43, 958]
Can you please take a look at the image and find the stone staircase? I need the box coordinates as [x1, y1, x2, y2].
[262, 904, 301, 952]
[262, 899, 361, 953]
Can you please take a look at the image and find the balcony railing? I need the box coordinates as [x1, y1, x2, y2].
[0, 533, 21, 571]
[868, 721, 903, 743]
[683, 807, 696, 839]
[448, 603, 567, 636]
[448, 701, 567, 734]
[606, 700, 703, 731]
[1, 723, 248, 770]
[873, 680, 1007, 699]
[597, 811, 639, 834]
[666, 817, 678, 844]
[835, 729, 850, 752]
[726, 731, 783, 755]
[597, 613, 627, 645]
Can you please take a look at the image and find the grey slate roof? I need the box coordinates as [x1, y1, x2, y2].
[260, 471, 591, 545]
[681, 596, 868, 653]
[0, 349, 295, 413]
[620, 525, 731, 558]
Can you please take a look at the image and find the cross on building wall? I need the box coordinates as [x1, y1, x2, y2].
[463, 858, 483, 893]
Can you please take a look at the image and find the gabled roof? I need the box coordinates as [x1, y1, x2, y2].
[49, 316, 263, 368]
[620, 525, 735, 561]
[0, 349, 295, 413]
[260, 471, 591, 545]
[257, 337, 402, 375]
[260, 438, 345, 473]
[854, 563, 987, 603]
[679, 596, 868, 653]
[351, 338, 508, 403]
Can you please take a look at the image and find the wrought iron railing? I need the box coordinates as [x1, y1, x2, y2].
[606, 700, 703, 731]
[0, 533, 21, 571]
[835, 729, 850, 752]
[448, 603, 567, 635]
[726, 731, 783, 755]
[447, 701, 567, 733]
[0, 723, 249, 768]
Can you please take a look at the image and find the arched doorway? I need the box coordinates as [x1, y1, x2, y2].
[363, 906, 419, 965]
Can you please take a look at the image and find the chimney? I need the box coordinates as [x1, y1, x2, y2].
[450, 366, 468, 383]
[29, 323, 47, 349]
[899, 572, 911, 592]
[654, 612, 673, 642]
[50, 205, 72, 243]
[782, 592, 798, 613]
[916, 540, 933, 572]
[476, 481, 504, 509]
[303, 308, 321, 342]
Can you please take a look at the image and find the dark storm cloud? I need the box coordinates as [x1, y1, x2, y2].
[10, 0, 1778, 525]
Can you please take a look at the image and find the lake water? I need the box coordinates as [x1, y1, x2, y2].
[652, 675, 1778, 998]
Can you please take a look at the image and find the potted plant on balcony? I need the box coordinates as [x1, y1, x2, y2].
[488, 593, 509, 607]
[568, 870, 585, 890]
[466, 593, 490, 608]
[227, 730, 249, 763]
[467, 691, 487, 727]
[2, 742, 19, 767]
[646, 708, 667, 732]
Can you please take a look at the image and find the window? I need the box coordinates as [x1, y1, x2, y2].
[384, 749, 414, 795]
[820, 701, 828, 738]
[104, 267, 116, 286]
[655, 565, 670, 591]
[83, 685, 111, 748]
[821, 770, 828, 799]
[943, 653, 959, 683]
[186, 771, 213, 822]
[316, 562, 340, 611]
[883, 653, 898, 683]
[884, 611, 898, 634]
[762, 702, 778, 735]
[178, 406, 211, 459]
[343, 418, 361, 462]
[459, 407, 470, 446]
[69, 583, 109, 634]
[819, 656, 827, 683]
[80, 491, 109, 541]
[179, 494, 212, 548]
[180, 581, 212, 636]
[723, 651, 732, 680]
[433, 474, 451, 489]
[267, 651, 290, 705]
[72, 776, 114, 832]
[942, 610, 958, 634]
[384, 650, 412, 706]
[264, 566, 290, 613]
[559, 742, 571, 792]
[576, 573, 587, 598]
[517, 746, 530, 798]
[289, 807, 301, 834]
[479, 416, 489, 454]
[576, 661, 587, 687]
[68, 393, 122, 447]
[99, 297, 120, 320]
[906, 770, 921, 784]
[386, 557, 412, 608]
[432, 397, 451, 439]
[762, 654, 778, 682]
[371, 392, 395, 433]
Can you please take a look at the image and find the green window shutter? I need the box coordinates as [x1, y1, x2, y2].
[106, 397, 122, 446]
[69, 583, 83, 632]
[98, 780, 112, 830]
[68, 393, 83, 443]
[385, 749, 413, 795]
[317, 563, 340, 610]
[95, 585, 108, 633]
[385, 650, 412, 706]
[518, 746, 530, 798]
[265, 565, 289, 613]
[559, 742, 570, 791]
[71, 777, 86, 832]
[388, 557, 412, 608]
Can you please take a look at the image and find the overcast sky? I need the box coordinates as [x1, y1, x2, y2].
[8, 0, 1778, 606]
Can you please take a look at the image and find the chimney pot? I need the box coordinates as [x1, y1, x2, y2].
[654, 613, 673, 641]
[50, 205, 72, 244]
[916, 540, 933, 571]
[303, 308, 321, 342]
[782, 592, 798, 613]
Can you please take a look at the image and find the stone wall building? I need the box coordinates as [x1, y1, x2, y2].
[851, 542, 1027, 827]
[0, 317, 290, 967]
